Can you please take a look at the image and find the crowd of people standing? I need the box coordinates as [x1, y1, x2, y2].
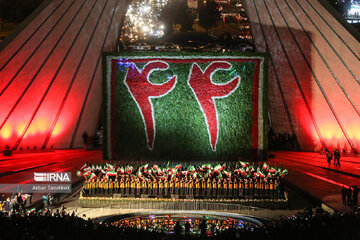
[1, 206, 360, 240]
[326, 148, 341, 168]
[341, 185, 359, 207]
[1, 193, 31, 215]
[79, 161, 288, 200]
[82, 176, 284, 200]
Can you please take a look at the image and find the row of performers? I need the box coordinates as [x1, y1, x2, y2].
[82, 176, 283, 199]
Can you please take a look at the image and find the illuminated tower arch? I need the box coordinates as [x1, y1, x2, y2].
[0, 0, 129, 149]
[244, 0, 360, 152]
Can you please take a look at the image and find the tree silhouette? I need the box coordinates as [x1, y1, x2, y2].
[159, 0, 194, 35]
[198, 1, 221, 33]
[0, 0, 43, 23]
[327, 0, 352, 16]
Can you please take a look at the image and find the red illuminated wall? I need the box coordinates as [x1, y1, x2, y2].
[245, 0, 360, 152]
[0, 0, 128, 150]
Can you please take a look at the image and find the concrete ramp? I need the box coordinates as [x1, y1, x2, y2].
[244, 0, 360, 152]
[0, 0, 128, 149]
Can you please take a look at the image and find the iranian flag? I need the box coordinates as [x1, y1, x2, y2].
[249, 164, 255, 172]
[118, 167, 125, 174]
[269, 167, 277, 173]
[80, 163, 88, 171]
[167, 167, 175, 175]
[239, 161, 249, 168]
[76, 171, 83, 177]
[187, 165, 196, 172]
[106, 171, 117, 178]
[152, 164, 159, 171]
[257, 170, 265, 178]
[100, 164, 106, 174]
[280, 169, 288, 176]
[200, 164, 212, 171]
[83, 170, 92, 179]
[262, 162, 269, 170]
[171, 169, 178, 179]
[87, 173, 97, 181]
[223, 170, 231, 178]
[136, 169, 144, 180]
[117, 166, 125, 174]
[239, 167, 247, 175]
[106, 163, 115, 171]
[152, 165, 163, 175]
[125, 165, 133, 174]
[204, 170, 211, 179]
[157, 167, 164, 176]
[27, 208, 36, 214]
[214, 164, 224, 172]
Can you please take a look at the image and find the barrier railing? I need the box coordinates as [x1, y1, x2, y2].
[78, 196, 289, 219]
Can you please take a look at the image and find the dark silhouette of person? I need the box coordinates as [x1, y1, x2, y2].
[352, 185, 359, 207]
[174, 221, 182, 236]
[185, 221, 191, 236]
[347, 186, 352, 206]
[326, 151, 332, 168]
[315, 206, 323, 215]
[200, 218, 207, 236]
[82, 131, 89, 146]
[278, 178, 284, 199]
[304, 206, 313, 216]
[15, 193, 23, 213]
[42, 194, 49, 208]
[334, 149, 340, 166]
[341, 186, 347, 205]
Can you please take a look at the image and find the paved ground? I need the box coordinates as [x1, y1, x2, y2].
[269, 151, 360, 212]
[0, 149, 102, 202]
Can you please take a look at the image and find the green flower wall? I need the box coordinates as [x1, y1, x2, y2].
[103, 52, 268, 162]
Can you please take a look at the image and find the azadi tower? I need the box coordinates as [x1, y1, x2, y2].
[0, 0, 360, 153]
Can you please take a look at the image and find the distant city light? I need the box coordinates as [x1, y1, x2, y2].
[121, 0, 167, 42]
[348, 4, 360, 16]
[141, 5, 151, 13]
[142, 25, 149, 33]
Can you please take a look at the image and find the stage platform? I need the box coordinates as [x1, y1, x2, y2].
[269, 151, 360, 212]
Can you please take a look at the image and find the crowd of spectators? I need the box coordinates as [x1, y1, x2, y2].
[341, 185, 359, 207]
[213, 208, 360, 240]
[1, 206, 360, 240]
[0, 209, 164, 240]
